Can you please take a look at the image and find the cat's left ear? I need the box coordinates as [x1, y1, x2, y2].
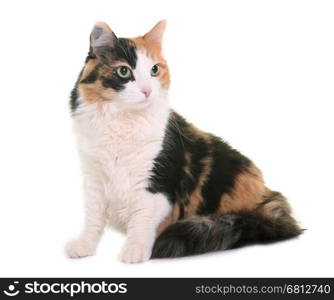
[143, 20, 167, 45]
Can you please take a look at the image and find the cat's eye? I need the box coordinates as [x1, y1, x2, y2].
[151, 64, 160, 77]
[116, 66, 131, 79]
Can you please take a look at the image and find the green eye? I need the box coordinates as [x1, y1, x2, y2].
[151, 64, 160, 76]
[116, 66, 131, 79]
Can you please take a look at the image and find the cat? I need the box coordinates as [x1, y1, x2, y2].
[65, 20, 302, 263]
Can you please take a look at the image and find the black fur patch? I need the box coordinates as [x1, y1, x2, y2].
[152, 217, 220, 258]
[69, 68, 84, 113]
[115, 38, 137, 69]
[148, 111, 251, 213]
[198, 138, 251, 215]
[100, 71, 135, 92]
[69, 38, 138, 113]
[80, 64, 102, 84]
[96, 38, 137, 92]
[92, 37, 137, 68]
[152, 212, 302, 258]
[148, 111, 210, 204]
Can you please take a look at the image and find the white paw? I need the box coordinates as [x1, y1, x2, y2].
[121, 242, 152, 264]
[65, 239, 95, 258]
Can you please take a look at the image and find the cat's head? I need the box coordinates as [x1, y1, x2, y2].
[72, 20, 170, 112]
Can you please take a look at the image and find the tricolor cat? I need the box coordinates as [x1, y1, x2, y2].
[66, 20, 302, 263]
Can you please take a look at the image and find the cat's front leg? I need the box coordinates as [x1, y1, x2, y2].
[121, 193, 171, 263]
[65, 173, 107, 258]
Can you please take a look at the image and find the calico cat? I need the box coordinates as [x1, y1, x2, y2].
[66, 20, 302, 263]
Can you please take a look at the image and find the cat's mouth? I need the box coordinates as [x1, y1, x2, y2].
[115, 98, 152, 110]
[133, 99, 152, 106]
[122, 96, 152, 105]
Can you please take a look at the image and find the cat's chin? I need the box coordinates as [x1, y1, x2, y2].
[116, 98, 154, 111]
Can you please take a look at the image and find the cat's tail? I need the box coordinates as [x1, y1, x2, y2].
[151, 190, 303, 258]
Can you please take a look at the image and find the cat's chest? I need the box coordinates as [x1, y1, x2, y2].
[74, 107, 167, 196]
[75, 116, 163, 165]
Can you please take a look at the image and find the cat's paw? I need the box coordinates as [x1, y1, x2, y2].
[65, 238, 95, 258]
[121, 242, 152, 263]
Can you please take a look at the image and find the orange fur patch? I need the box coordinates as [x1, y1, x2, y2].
[157, 204, 181, 234]
[78, 59, 116, 105]
[184, 155, 213, 216]
[131, 36, 170, 89]
[183, 152, 193, 179]
[219, 165, 265, 214]
[257, 189, 292, 218]
[156, 148, 213, 233]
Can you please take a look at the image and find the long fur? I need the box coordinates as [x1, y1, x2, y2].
[152, 191, 302, 258]
[66, 20, 302, 263]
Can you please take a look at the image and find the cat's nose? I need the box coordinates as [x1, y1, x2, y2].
[141, 89, 152, 98]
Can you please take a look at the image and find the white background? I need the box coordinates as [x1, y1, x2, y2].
[0, 0, 333, 277]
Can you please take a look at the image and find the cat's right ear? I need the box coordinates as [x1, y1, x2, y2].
[89, 22, 118, 58]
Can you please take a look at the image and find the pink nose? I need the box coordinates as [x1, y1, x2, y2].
[141, 89, 152, 98]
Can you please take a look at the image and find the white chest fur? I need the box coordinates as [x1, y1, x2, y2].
[72, 98, 170, 231]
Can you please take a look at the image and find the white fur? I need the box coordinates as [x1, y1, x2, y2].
[65, 50, 172, 263]
[111, 50, 162, 108]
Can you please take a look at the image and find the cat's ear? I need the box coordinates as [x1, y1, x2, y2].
[143, 20, 167, 45]
[89, 22, 118, 58]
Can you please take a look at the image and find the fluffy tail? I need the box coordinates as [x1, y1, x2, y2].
[151, 190, 302, 258]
